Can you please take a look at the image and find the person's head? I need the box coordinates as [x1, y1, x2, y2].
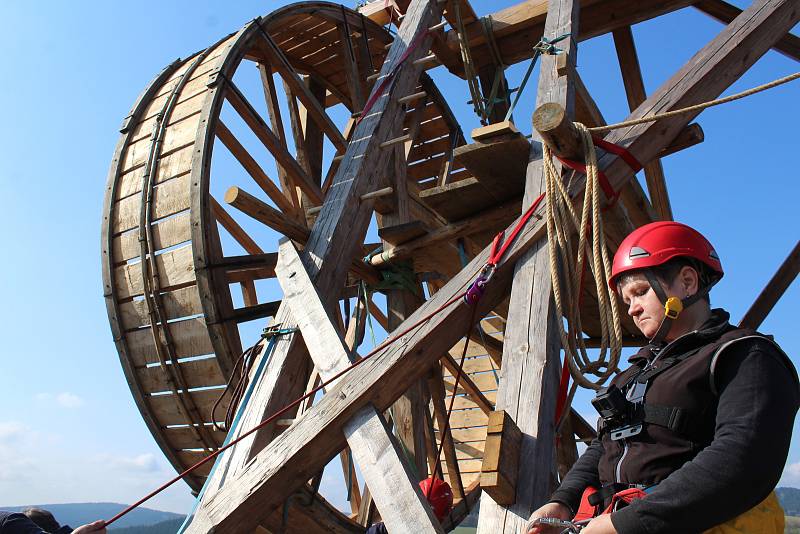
[609, 222, 723, 342]
[23, 508, 61, 533]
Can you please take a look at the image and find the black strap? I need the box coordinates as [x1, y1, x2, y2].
[641, 404, 698, 435]
[633, 348, 703, 384]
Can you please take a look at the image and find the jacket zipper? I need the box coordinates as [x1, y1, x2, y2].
[611, 330, 700, 483]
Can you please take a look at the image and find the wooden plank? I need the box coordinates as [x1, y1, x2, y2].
[150, 388, 229, 426]
[114, 245, 195, 300]
[694, 0, 800, 61]
[112, 173, 190, 234]
[119, 285, 203, 331]
[739, 240, 800, 329]
[127, 317, 215, 366]
[163, 425, 227, 450]
[339, 22, 365, 111]
[480, 410, 522, 505]
[138, 357, 226, 393]
[612, 26, 673, 221]
[116, 144, 194, 201]
[113, 210, 192, 264]
[443, 370, 498, 394]
[274, 239, 443, 533]
[443, 356, 499, 376]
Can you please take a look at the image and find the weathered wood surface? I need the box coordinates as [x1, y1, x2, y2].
[186, 0, 445, 530]
[480, 410, 523, 505]
[180, 0, 799, 529]
[275, 239, 443, 533]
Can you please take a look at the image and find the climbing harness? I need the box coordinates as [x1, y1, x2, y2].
[504, 33, 571, 122]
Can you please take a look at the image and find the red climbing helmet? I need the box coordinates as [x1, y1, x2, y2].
[419, 477, 453, 521]
[608, 221, 723, 292]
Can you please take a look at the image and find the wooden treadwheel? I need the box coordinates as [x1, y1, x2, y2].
[102, 1, 648, 530]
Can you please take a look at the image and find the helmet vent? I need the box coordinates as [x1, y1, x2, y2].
[629, 246, 650, 259]
[709, 249, 720, 261]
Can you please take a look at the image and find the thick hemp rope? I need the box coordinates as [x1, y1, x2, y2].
[588, 71, 800, 133]
[544, 123, 623, 397]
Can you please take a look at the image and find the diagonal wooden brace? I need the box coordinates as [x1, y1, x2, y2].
[275, 238, 443, 533]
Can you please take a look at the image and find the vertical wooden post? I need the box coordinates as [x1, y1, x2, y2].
[477, 0, 579, 530]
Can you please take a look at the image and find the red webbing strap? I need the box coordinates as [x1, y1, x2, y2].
[555, 137, 643, 207]
[488, 193, 546, 266]
[356, 28, 430, 125]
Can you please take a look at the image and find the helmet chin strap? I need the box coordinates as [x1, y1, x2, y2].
[644, 270, 712, 345]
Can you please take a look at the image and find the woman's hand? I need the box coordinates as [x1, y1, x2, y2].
[526, 502, 572, 534]
[581, 513, 617, 534]
[72, 520, 107, 534]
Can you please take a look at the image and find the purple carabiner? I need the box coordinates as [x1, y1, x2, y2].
[464, 265, 495, 306]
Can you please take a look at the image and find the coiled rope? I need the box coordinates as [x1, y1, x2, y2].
[544, 123, 623, 398]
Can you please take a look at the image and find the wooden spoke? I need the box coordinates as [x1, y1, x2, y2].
[255, 29, 348, 153]
[210, 196, 264, 255]
[427, 366, 466, 500]
[440, 353, 495, 414]
[224, 186, 311, 243]
[215, 120, 297, 216]
[224, 79, 323, 205]
[338, 21, 365, 111]
[284, 77, 326, 187]
[613, 26, 673, 221]
[257, 62, 301, 209]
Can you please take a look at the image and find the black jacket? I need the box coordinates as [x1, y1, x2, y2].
[550, 310, 799, 534]
[0, 513, 46, 534]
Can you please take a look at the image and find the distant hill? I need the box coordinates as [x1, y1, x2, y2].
[0, 503, 184, 530]
[778, 487, 800, 517]
[110, 517, 186, 534]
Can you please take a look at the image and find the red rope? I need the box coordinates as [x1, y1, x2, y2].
[488, 193, 546, 266]
[105, 288, 469, 527]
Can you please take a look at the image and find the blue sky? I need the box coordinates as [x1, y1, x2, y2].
[0, 0, 797, 518]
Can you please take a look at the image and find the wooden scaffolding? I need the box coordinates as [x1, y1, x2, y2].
[101, 0, 800, 531]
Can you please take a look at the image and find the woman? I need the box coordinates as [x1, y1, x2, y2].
[528, 221, 798, 534]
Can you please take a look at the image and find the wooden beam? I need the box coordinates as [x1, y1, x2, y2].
[479, 0, 578, 526]
[739, 240, 800, 329]
[441, 353, 495, 414]
[186, 1, 798, 529]
[275, 239, 444, 533]
[210, 196, 264, 255]
[224, 186, 311, 244]
[694, 0, 800, 62]
[480, 410, 523, 505]
[428, 366, 466, 500]
[255, 30, 348, 153]
[613, 26, 673, 221]
[215, 120, 298, 216]
[338, 21, 366, 112]
[436, 0, 697, 77]
[185, 0, 445, 530]
[224, 80, 323, 205]
[258, 62, 301, 213]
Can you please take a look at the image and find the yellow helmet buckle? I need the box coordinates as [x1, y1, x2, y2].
[664, 297, 683, 320]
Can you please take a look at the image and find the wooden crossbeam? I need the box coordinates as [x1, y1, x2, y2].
[739, 240, 800, 330]
[256, 31, 348, 153]
[694, 0, 800, 61]
[428, 365, 466, 500]
[613, 26, 674, 221]
[184, 0, 444, 531]
[275, 239, 443, 533]
[224, 186, 311, 243]
[188, 1, 797, 531]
